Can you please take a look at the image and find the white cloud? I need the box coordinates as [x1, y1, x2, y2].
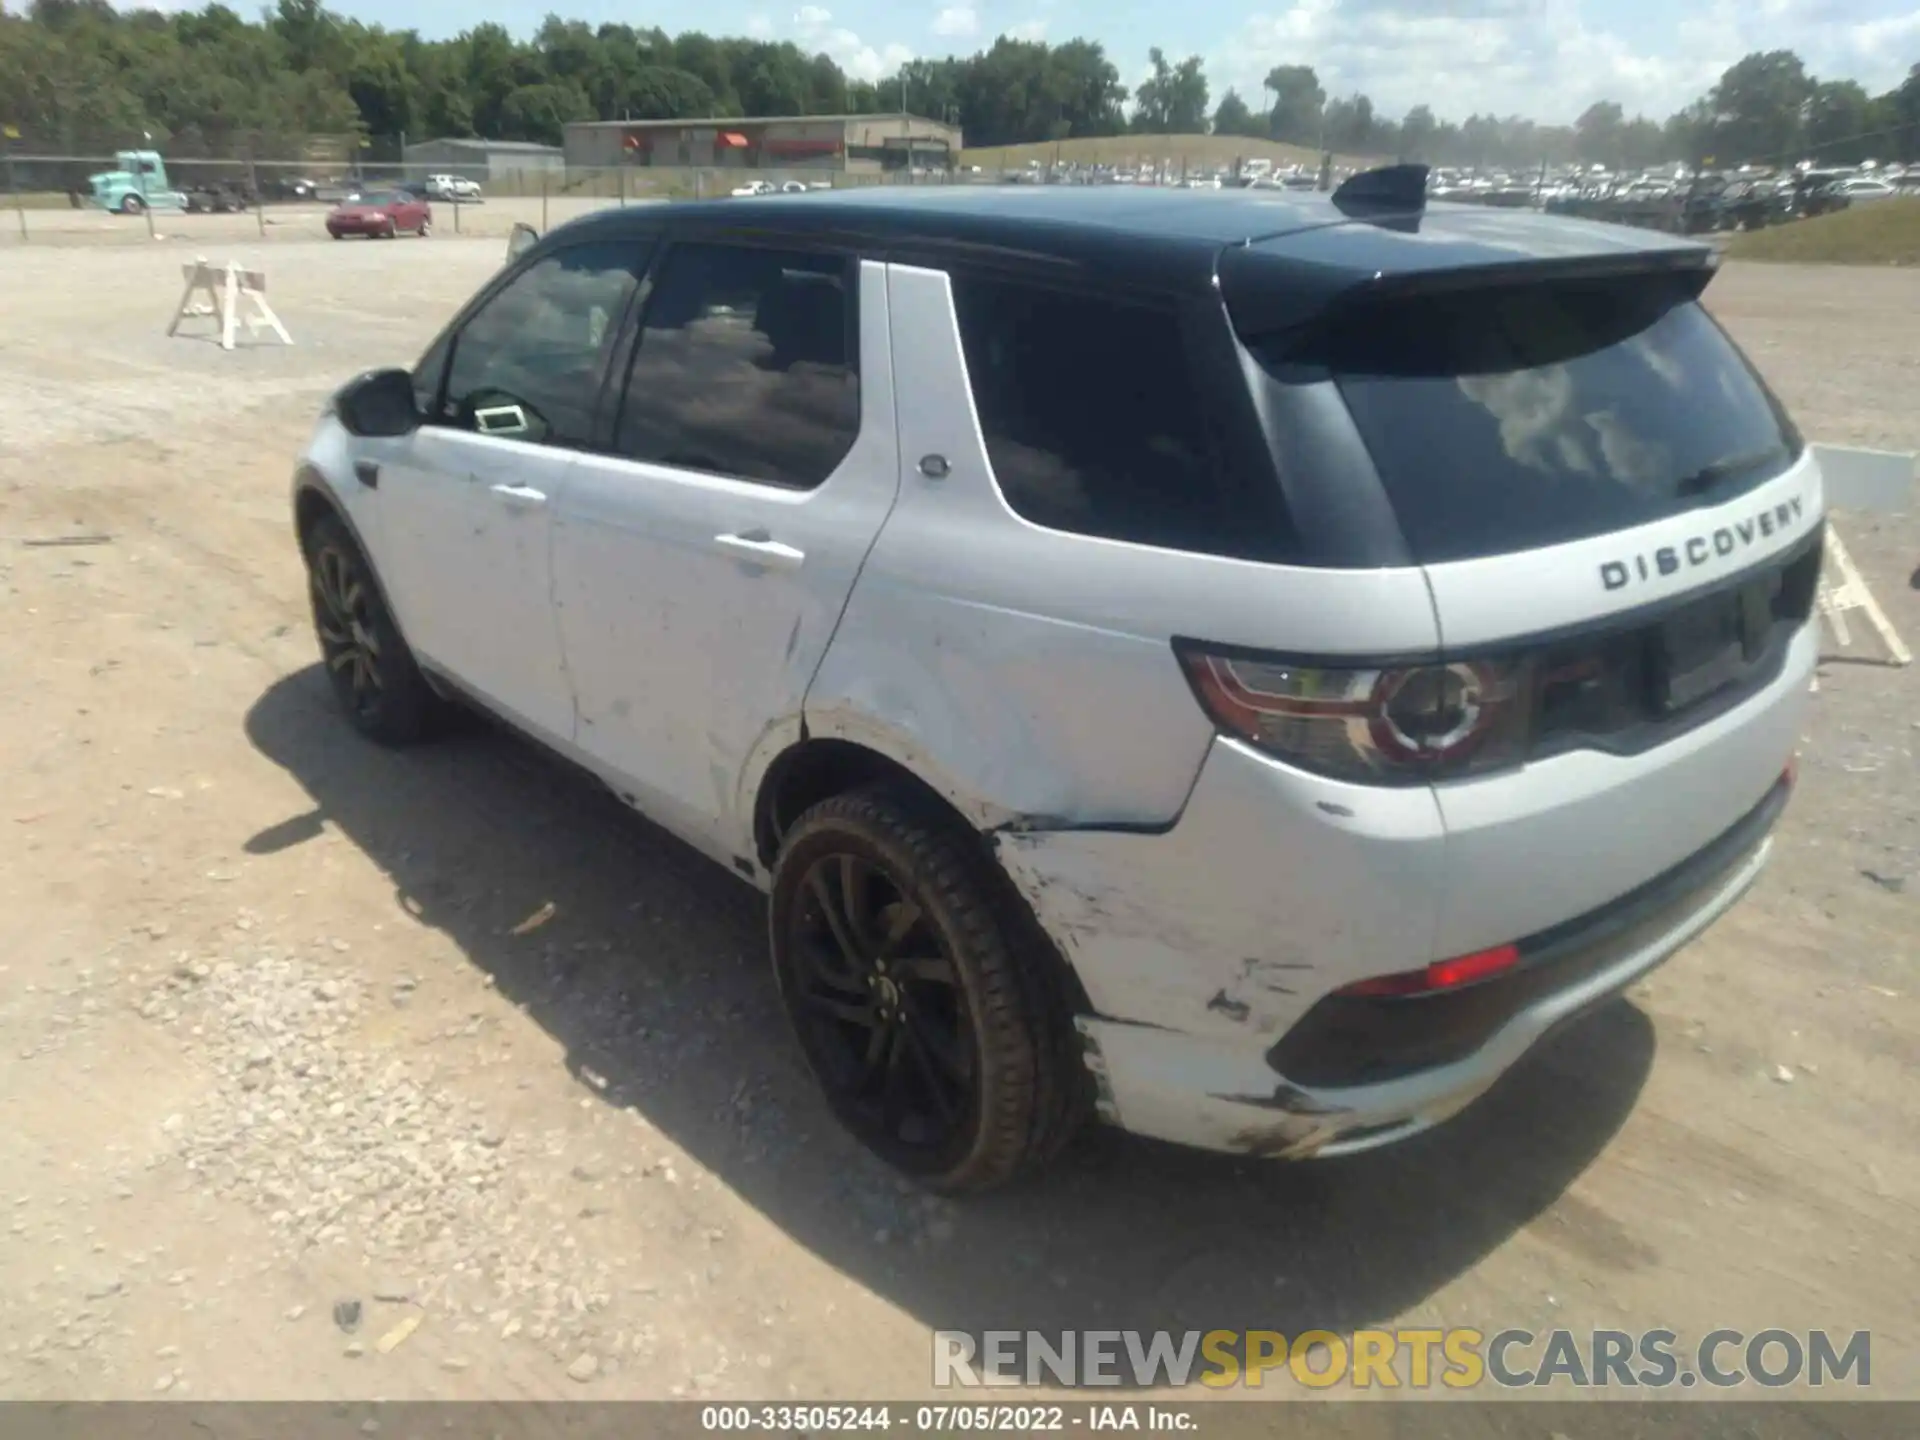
[1217, 0, 1920, 127]
[792, 4, 915, 81]
[933, 4, 979, 36]
[745, 12, 775, 38]
[1005, 18, 1049, 41]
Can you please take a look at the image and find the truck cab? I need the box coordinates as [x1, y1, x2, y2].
[86, 150, 187, 216]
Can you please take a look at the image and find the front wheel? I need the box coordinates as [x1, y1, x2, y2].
[119, 194, 146, 216]
[770, 785, 1084, 1193]
[418, 219, 431, 238]
[303, 514, 445, 745]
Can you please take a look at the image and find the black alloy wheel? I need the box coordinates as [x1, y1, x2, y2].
[787, 851, 975, 1159]
[770, 785, 1086, 1192]
[302, 514, 443, 745]
[310, 537, 384, 722]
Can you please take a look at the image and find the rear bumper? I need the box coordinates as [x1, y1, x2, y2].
[995, 618, 1813, 1159]
[1081, 821, 1771, 1158]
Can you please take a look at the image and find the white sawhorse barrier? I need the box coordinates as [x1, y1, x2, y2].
[166, 258, 292, 352]
[1808, 444, 1914, 688]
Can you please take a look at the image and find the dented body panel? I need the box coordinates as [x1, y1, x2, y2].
[806, 261, 1443, 831]
[1072, 823, 1769, 1159]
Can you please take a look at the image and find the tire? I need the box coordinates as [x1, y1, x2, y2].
[418, 219, 432, 238]
[119, 194, 146, 216]
[770, 783, 1085, 1193]
[303, 514, 444, 745]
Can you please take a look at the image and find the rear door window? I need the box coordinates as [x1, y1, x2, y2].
[1258, 276, 1800, 564]
[951, 277, 1245, 556]
[614, 242, 859, 489]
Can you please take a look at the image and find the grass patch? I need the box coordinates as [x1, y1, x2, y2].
[959, 133, 1383, 173]
[1725, 198, 1920, 266]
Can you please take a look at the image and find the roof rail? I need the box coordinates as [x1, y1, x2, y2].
[1331, 162, 1430, 213]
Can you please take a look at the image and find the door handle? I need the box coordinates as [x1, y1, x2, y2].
[489, 482, 548, 510]
[713, 531, 805, 571]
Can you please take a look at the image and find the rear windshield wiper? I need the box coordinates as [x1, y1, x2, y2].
[1674, 444, 1789, 498]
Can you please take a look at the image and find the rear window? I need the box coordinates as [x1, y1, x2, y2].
[1257, 276, 1800, 564]
[952, 277, 1251, 557]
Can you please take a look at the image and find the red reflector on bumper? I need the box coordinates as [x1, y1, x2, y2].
[1337, 943, 1522, 999]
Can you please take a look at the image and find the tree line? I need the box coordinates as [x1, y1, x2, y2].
[1, 0, 1916, 170]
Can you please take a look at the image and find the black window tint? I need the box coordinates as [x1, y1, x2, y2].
[1261, 276, 1800, 564]
[412, 329, 451, 418]
[616, 244, 858, 489]
[440, 243, 641, 449]
[952, 277, 1231, 554]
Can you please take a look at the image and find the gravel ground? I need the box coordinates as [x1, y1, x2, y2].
[0, 238, 1915, 1405]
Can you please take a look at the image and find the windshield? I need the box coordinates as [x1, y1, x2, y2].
[1255, 274, 1802, 564]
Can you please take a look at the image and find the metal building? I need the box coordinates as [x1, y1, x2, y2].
[563, 114, 962, 175]
[401, 138, 566, 183]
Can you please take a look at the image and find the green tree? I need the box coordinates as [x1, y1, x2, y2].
[1211, 88, 1259, 138]
[1708, 49, 1814, 164]
[1132, 47, 1207, 134]
[1805, 79, 1872, 163]
[1262, 64, 1323, 145]
[1574, 99, 1623, 165]
[1399, 102, 1437, 158]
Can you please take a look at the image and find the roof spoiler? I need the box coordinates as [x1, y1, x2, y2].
[1332, 162, 1430, 215]
[1219, 245, 1720, 343]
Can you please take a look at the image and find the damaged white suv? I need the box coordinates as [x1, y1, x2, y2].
[292, 169, 1823, 1191]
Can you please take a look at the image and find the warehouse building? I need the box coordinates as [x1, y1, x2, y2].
[401, 137, 565, 183]
[563, 114, 962, 175]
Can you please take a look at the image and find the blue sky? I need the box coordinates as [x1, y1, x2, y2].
[150, 0, 1920, 124]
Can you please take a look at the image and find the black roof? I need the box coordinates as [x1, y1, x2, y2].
[542, 182, 1712, 310]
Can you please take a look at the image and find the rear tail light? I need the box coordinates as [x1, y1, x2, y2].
[1336, 944, 1521, 998]
[1176, 643, 1533, 785]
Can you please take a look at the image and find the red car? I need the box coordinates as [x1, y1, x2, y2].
[326, 189, 432, 240]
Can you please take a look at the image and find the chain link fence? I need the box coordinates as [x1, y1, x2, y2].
[0, 140, 1356, 246]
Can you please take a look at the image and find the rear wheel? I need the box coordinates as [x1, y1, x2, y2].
[303, 514, 444, 745]
[770, 784, 1084, 1193]
[418, 218, 432, 238]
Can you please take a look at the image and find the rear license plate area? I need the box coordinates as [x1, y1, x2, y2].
[1655, 588, 1757, 712]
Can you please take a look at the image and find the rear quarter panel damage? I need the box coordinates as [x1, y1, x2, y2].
[989, 740, 1453, 1042]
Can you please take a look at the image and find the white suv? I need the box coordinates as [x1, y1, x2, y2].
[425, 173, 482, 201]
[292, 169, 1823, 1191]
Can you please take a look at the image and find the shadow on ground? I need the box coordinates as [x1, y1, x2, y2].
[244, 666, 1655, 1349]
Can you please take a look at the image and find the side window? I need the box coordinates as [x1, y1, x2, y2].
[951, 276, 1232, 554]
[438, 243, 643, 449]
[616, 243, 858, 490]
[411, 328, 451, 417]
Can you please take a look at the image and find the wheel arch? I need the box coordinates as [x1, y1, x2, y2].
[293, 467, 423, 668]
[751, 731, 1094, 1015]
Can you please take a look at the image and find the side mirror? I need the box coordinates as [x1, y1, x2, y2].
[506, 223, 539, 263]
[334, 368, 419, 438]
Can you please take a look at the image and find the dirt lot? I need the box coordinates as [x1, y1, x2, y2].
[0, 237, 1915, 1406]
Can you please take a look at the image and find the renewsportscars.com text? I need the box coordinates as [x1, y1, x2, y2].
[932, 1328, 1872, 1390]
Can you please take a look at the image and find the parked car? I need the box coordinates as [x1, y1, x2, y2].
[326, 190, 433, 239]
[291, 170, 1824, 1191]
[780, 181, 811, 193]
[1832, 177, 1898, 204]
[729, 179, 778, 197]
[425, 173, 483, 202]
